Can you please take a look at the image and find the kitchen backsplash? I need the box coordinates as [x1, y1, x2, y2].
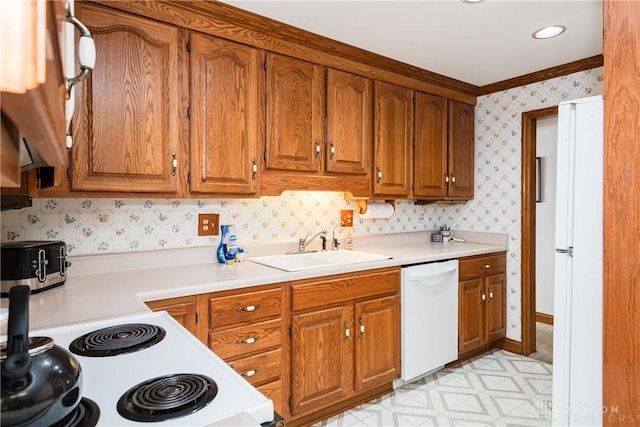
[1, 66, 603, 342]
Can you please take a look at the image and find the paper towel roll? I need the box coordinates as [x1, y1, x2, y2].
[358, 201, 395, 219]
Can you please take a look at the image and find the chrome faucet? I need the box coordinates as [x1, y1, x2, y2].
[298, 230, 328, 253]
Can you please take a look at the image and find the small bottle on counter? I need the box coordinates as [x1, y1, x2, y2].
[345, 228, 354, 250]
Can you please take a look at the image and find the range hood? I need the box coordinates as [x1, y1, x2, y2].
[1, 195, 33, 211]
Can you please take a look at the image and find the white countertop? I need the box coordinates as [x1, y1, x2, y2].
[1, 231, 507, 331]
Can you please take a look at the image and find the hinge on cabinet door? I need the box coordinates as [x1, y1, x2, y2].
[263, 58, 267, 71]
[187, 106, 191, 119]
[412, 138, 416, 148]
[288, 396, 292, 408]
[263, 150, 267, 162]
[195, 312, 198, 324]
[289, 325, 293, 337]
[186, 40, 191, 53]
[187, 172, 191, 185]
[66, 166, 72, 182]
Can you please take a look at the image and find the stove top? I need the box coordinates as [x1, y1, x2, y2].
[33, 312, 273, 426]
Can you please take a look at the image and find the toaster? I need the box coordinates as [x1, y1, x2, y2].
[1, 241, 70, 296]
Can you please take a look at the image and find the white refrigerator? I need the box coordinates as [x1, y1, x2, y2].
[552, 95, 603, 426]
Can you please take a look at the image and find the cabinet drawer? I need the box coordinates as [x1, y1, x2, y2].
[291, 268, 400, 312]
[209, 288, 282, 329]
[229, 348, 281, 386]
[459, 253, 506, 279]
[209, 318, 281, 360]
[257, 379, 283, 415]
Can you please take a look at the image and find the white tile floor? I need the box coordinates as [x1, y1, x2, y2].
[313, 349, 553, 427]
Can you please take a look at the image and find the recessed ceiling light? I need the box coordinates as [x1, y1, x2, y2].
[532, 25, 567, 39]
[462, 0, 484, 3]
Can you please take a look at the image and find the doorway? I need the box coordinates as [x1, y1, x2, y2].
[520, 106, 558, 356]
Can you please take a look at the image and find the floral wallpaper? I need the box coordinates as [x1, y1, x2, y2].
[0, 66, 603, 342]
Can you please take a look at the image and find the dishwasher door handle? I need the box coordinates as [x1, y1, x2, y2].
[405, 266, 458, 282]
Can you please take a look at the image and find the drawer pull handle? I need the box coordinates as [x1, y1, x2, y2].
[481, 264, 490, 269]
[236, 304, 260, 312]
[237, 336, 260, 344]
[241, 368, 260, 377]
[344, 321, 350, 341]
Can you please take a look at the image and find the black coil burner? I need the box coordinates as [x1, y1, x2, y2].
[69, 323, 166, 357]
[51, 397, 100, 427]
[117, 373, 218, 422]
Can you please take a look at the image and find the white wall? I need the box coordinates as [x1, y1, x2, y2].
[535, 117, 558, 316]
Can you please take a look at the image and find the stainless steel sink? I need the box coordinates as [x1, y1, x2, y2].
[249, 250, 391, 272]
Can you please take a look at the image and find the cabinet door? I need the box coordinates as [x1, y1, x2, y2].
[72, 4, 183, 192]
[373, 81, 413, 197]
[146, 296, 200, 340]
[189, 33, 263, 194]
[290, 305, 353, 416]
[265, 53, 324, 172]
[458, 278, 484, 353]
[413, 92, 448, 198]
[448, 100, 475, 199]
[326, 69, 372, 175]
[354, 295, 400, 392]
[485, 273, 507, 343]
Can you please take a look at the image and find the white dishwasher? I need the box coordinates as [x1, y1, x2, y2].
[398, 259, 459, 385]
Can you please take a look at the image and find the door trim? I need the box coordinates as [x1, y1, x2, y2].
[520, 106, 558, 356]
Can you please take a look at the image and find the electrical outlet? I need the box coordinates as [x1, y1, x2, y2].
[340, 209, 354, 227]
[198, 214, 219, 236]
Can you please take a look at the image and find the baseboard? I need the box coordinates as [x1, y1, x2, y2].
[501, 338, 524, 355]
[536, 312, 554, 325]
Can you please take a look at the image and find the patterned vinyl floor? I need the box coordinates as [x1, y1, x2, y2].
[313, 349, 553, 427]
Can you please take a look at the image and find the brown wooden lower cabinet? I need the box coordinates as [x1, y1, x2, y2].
[147, 267, 402, 425]
[146, 284, 285, 416]
[146, 295, 201, 340]
[289, 268, 401, 420]
[458, 253, 507, 356]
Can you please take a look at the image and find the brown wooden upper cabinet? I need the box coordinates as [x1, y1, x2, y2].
[264, 53, 325, 173]
[325, 69, 372, 175]
[189, 33, 264, 195]
[261, 54, 372, 196]
[71, 4, 184, 193]
[414, 92, 475, 200]
[373, 81, 414, 197]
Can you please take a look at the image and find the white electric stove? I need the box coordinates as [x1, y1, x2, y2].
[31, 311, 274, 426]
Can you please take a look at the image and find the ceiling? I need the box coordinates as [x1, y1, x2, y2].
[221, 0, 603, 87]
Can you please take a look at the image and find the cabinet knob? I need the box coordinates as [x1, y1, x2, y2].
[376, 167, 383, 183]
[329, 143, 335, 159]
[445, 175, 449, 183]
[315, 140, 321, 158]
[452, 175, 456, 184]
[236, 304, 260, 312]
[481, 291, 486, 302]
[241, 368, 260, 377]
[65, 5, 96, 99]
[236, 336, 260, 344]
[251, 158, 257, 180]
[481, 264, 490, 270]
[171, 152, 178, 176]
[358, 318, 365, 336]
[344, 321, 350, 341]
[489, 290, 494, 301]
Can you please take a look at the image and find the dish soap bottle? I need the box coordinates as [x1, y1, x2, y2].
[345, 227, 354, 250]
[217, 224, 239, 264]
